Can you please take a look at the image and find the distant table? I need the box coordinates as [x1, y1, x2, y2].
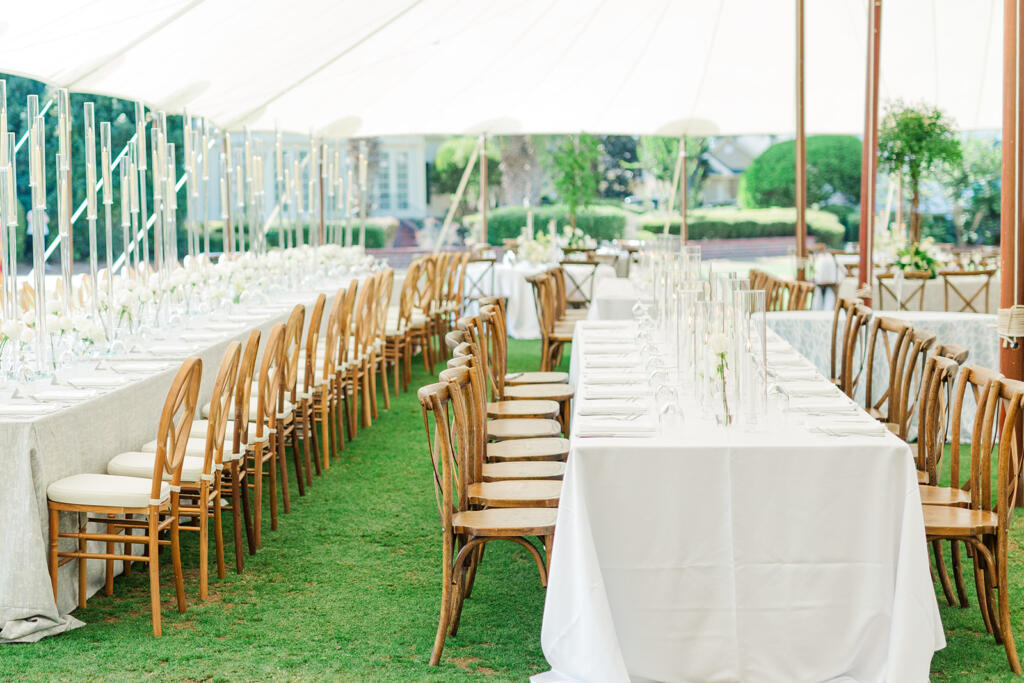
[465, 260, 617, 339]
[587, 276, 642, 322]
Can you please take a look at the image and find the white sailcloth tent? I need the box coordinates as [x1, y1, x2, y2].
[0, 0, 1003, 136]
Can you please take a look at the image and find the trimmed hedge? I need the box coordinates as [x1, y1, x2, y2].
[174, 220, 392, 253]
[469, 205, 627, 245]
[640, 207, 845, 248]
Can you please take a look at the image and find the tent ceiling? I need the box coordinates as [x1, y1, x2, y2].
[0, 0, 1003, 137]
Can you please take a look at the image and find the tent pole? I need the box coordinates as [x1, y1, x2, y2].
[795, 0, 807, 281]
[661, 139, 685, 236]
[1001, 0, 1024, 381]
[857, 0, 882, 306]
[680, 137, 688, 243]
[433, 137, 481, 253]
[480, 134, 488, 246]
[318, 141, 326, 247]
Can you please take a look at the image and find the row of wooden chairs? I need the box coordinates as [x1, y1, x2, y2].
[43, 266, 423, 637]
[829, 296, 1024, 672]
[748, 269, 814, 311]
[418, 298, 575, 665]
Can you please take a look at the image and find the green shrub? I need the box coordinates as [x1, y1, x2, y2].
[819, 204, 860, 243]
[470, 205, 627, 245]
[640, 207, 845, 248]
[738, 135, 862, 209]
[175, 219, 393, 254]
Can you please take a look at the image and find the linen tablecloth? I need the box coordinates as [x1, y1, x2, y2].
[0, 281, 352, 642]
[538, 321, 943, 682]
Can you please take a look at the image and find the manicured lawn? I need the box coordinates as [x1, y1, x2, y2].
[2, 340, 1022, 680]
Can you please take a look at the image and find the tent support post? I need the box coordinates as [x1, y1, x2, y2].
[795, 0, 807, 281]
[680, 138, 688, 243]
[433, 137, 482, 253]
[480, 134, 488, 246]
[662, 139, 685, 237]
[857, 0, 882, 306]
[1002, 0, 1024, 380]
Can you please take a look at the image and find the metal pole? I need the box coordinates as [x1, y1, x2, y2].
[480, 134, 488, 246]
[857, 0, 882, 305]
[795, 0, 808, 281]
[680, 137, 688, 243]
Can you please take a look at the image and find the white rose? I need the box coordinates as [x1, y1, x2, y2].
[46, 299, 61, 315]
[709, 332, 730, 356]
[57, 315, 73, 332]
[1, 320, 21, 339]
[19, 327, 35, 343]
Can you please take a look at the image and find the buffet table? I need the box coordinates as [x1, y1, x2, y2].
[537, 320, 943, 682]
[465, 260, 617, 339]
[0, 278, 356, 642]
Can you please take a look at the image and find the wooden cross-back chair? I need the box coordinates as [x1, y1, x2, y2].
[386, 261, 419, 394]
[478, 296, 569, 386]
[885, 328, 937, 439]
[526, 272, 574, 372]
[252, 323, 286, 546]
[294, 294, 326, 484]
[47, 357, 202, 636]
[876, 271, 931, 311]
[940, 268, 997, 313]
[839, 303, 873, 399]
[919, 364, 1000, 608]
[346, 275, 377, 436]
[417, 378, 555, 667]
[829, 298, 859, 386]
[277, 304, 307, 501]
[557, 259, 600, 308]
[333, 283, 358, 448]
[371, 268, 395, 415]
[864, 316, 914, 424]
[787, 281, 814, 310]
[923, 376, 1024, 674]
[409, 256, 437, 375]
[308, 290, 344, 471]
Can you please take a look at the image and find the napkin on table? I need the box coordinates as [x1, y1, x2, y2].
[575, 416, 658, 437]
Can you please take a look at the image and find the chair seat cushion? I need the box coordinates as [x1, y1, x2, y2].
[487, 400, 559, 419]
[487, 437, 570, 461]
[48, 473, 171, 508]
[505, 371, 569, 386]
[482, 460, 566, 481]
[204, 397, 295, 421]
[140, 437, 245, 463]
[451, 507, 557, 537]
[486, 418, 562, 441]
[190, 419, 260, 443]
[108, 451, 206, 483]
[504, 383, 574, 401]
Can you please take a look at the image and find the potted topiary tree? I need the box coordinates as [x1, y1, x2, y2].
[878, 101, 962, 247]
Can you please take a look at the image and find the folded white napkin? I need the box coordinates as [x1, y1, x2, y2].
[810, 420, 887, 436]
[766, 341, 792, 353]
[0, 401, 60, 416]
[582, 321, 630, 330]
[107, 361, 171, 374]
[203, 321, 246, 331]
[227, 314, 267, 322]
[767, 354, 809, 367]
[583, 385, 650, 400]
[584, 356, 640, 369]
[780, 380, 835, 396]
[578, 399, 650, 416]
[583, 335, 635, 344]
[143, 344, 199, 357]
[180, 331, 226, 342]
[772, 367, 820, 381]
[575, 416, 657, 437]
[584, 344, 631, 355]
[787, 396, 857, 414]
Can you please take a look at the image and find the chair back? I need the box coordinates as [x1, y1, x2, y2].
[418, 379, 467, 532]
[940, 268, 996, 313]
[916, 355, 960, 484]
[396, 259, 421, 332]
[876, 271, 930, 311]
[204, 342, 242, 478]
[255, 324, 286, 439]
[439, 360, 485, 485]
[989, 379, 1024, 532]
[338, 282, 358, 368]
[320, 291, 344, 383]
[231, 329, 261, 455]
[864, 316, 913, 422]
[149, 357, 203, 500]
[303, 294, 327, 397]
[840, 303, 872, 398]
[947, 365, 1002, 495]
[352, 275, 376, 360]
[830, 298, 858, 383]
[890, 329, 937, 439]
[375, 268, 395, 342]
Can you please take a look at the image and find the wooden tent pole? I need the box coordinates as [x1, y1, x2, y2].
[795, 0, 807, 280]
[433, 137, 482, 253]
[857, 0, 882, 305]
[1002, 0, 1024, 381]
[680, 137, 688, 243]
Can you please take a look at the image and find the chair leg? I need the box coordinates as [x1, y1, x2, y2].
[309, 407, 322, 477]
[240, 462, 256, 556]
[380, 356, 392, 410]
[214, 490, 226, 581]
[267, 442, 279, 531]
[229, 464, 245, 572]
[369, 356, 379, 420]
[952, 539, 970, 607]
[997, 547, 1022, 674]
[147, 513, 162, 637]
[280, 429, 295, 509]
[105, 516, 115, 597]
[392, 348, 400, 397]
[301, 407, 314, 485]
[199, 487, 210, 600]
[361, 363, 373, 428]
[429, 534, 454, 667]
[48, 508, 59, 601]
[973, 542, 996, 634]
[78, 523, 87, 609]
[932, 540, 957, 606]
[170, 508, 186, 614]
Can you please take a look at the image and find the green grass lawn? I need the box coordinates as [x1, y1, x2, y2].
[2, 340, 1023, 681]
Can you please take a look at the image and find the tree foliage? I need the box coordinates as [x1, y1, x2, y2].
[545, 133, 601, 228]
[939, 137, 1000, 245]
[598, 135, 637, 199]
[738, 135, 862, 209]
[878, 101, 962, 243]
[636, 136, 710, 207]
[428, 136, 500, 219]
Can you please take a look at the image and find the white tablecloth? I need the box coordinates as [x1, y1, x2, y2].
[588, 276, 642, 322]
[0, 279, 356, 642]
[465, 260, 617, 339]
[768, 310, 998, 440]
[538, 321, 943, 682]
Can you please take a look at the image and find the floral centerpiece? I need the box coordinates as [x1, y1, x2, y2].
[561, 225, 596, 250]
[517, 229, 557, 265]
[709, 331, 731, 426]
[894, 238, 940, 277]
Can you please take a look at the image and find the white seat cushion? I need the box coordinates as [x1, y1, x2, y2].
[139, 437, 245, 463]
[107, 451, 206, 482]
[190, 419, 259, 442]
[203, 397, 295, 421]
[48, 473, 171, 508]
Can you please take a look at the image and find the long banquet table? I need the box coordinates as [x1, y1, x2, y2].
[537, 320, 944, 682]
[0, 278, 355, 642]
